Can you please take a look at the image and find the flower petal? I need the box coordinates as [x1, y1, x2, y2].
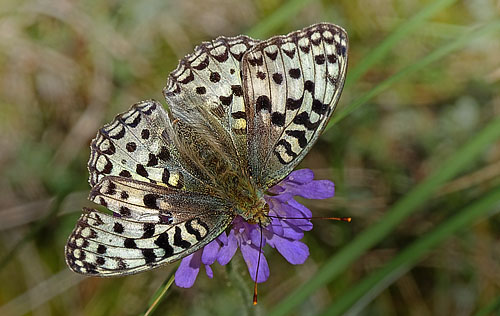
[205, 264, 214, 279]
[280, 220, 305, 240]
[288, 199, 312, 218]
[217, 230, 238, 265]
[241, 244, 270, 283]
[287, 169, 314, 184]
[175, 252, 201, 288]
[216, 232, 228, 245]
[201, 238, 220, 265]
[281, 203, 312, 229]
[296, 180, 335, 199]
[271, 236, 309, 264]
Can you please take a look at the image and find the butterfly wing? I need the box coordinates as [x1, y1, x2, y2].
[68, 100, 235, 275]
[88, 99, 211, 194]
[242, 23, 348, 189]
[65, 177, 233, 276]
[163, 35, 260, 184]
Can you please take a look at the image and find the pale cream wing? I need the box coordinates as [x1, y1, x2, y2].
[88, 99, 210, 194]
[65, 177, 233, 276]
[163, 35, 260, 180]
[242, 23, 348, 189]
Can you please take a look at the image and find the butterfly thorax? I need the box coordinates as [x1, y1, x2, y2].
[234, 194, 271, 226]
[219, 171, 271, 226]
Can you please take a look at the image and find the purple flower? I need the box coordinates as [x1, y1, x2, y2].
[174, 169, 335, 287]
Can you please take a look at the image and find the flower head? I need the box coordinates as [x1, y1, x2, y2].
[175, 169, 335, 287]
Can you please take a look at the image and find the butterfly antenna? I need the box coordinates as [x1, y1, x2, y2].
[267, 214, 351, 222]
[253, 219, 264, 305]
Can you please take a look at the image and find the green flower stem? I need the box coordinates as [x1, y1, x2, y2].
[227, 257, 260, 316]
[322, 185, 500, 316]
[142, 268, 176, 316]
[269, 112, 500, 316]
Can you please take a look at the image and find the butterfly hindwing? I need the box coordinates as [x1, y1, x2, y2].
[242, 23, 348, 188]
[65, 177, 234, 276]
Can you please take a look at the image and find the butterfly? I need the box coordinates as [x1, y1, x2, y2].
[65, 23, 348, 276]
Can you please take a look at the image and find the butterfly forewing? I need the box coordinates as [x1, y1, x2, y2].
[65, 177, 234, 276]
[88, 100, 211, 194]
[163, 36, 260, 174]
[242, 23, 348, 189]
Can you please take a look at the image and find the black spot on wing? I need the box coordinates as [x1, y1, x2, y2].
[143, 194, 159, 209]
[155, 232, 174, 258]
[147, 153, 158, 167]
[196, 86, 206, 94]
[293, 112, 321, 130]
[265, 50, 278, 60]
[289, 68, 301, 79]
[119, 170, 131, 178]
[158, 146, 170, 161]
[97, 245, 107, 254]
[271, 112, 286, 127]
[231, 111, 247, 119]
[143, 223, 155, 238]
[283, 48, 296, 58]
[256, 95, 271, 112]
[210, 72, 221, 83]
[142, 249, 156, 264]
[141, 129, 150, 140]
[286, 96, 303, 110]
[113, 222, 124, 233]
[315, 54, 325, 65]
[192, 55, 209, 70]
[126, 142, 137, 152]
[185, 219, 206, 241]
[312, 99, 329, 115]
[119, 206, 131, 216]
[136, 164, 148, 177]
[173, 226, 191, 249]
[219, 94, 233, 106]
[304, 80, 315, 93]
[286, 130, 308, 148]
[272, 73, 283, 85]
[231, 85, 243, 97]
[124, 238, 137, 249]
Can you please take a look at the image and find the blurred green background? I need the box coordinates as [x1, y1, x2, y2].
[1, 0, 500, 315]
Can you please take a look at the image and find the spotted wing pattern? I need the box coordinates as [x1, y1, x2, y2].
[163, 35, 260, 171]
[66, 23, 348, 277]
[242, 23, 348, 188]
[65, 177, 233, 276]
[88, 99, 211, 194]
[69, 99, 235, 276]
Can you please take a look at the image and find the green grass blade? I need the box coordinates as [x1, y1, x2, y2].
[247, 0, 316, 38]
[473, 295, 500, 316]
[142, 269, 176, 316]
[345, 0, 457, 87]
[268, 115, 500, 316]
[322, 185, 500, 316]
[328, 19, 500, 129]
